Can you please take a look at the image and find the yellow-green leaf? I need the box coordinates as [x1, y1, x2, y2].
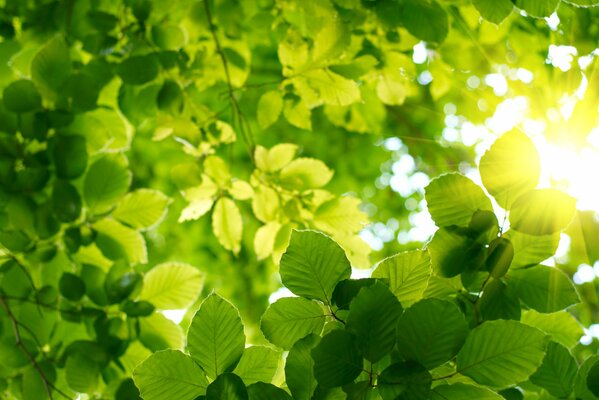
[212, 197, 242, 254]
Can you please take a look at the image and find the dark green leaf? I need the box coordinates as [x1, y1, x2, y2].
[52, 135, 88, 179]
[2, 80, 42, 113]
[59, 272, 86, 301]
[311, 330, 363, 388]
[529, 341, 577, 398]
[285, 334, 320, 400]
[117, 55, 160, 85]
[206, 373, 248, 400]
[378, 361, 432, 400]
[510, 265, 580, 312]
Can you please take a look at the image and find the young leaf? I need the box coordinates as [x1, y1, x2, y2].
[260, 297, 325, 350]
[280, 158, 333, 190]
[311, 330, 363, 388]
[279, 230, 351, 303]
[372, 250, 431, 307]
[510, 265, 580, 312]
[456, 320, 547, 388]
[133, 350, 209, 400]
[285, 334, 320, 400]
[425, 173, 494, 228]
[139, 262, 204, 310]
[479, 130, 540, 209]
[212, 197, 243, 254]
[257, 90, 283, 129]
[187, 293, 245, 379]
[254, 222, 282, 260]
[529, 341, 578, 398]
[232, 346, 281, 385]
[509, 189, 576, 235]
[346, 281, 403, 362]
[312, 196, 368, 234]
[112, 189, 170, 230]
[396, 298, 468, 369]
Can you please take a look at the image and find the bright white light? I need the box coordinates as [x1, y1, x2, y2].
[162, 309, 186, 324]
[418, 71, 433, 85]
[545, 13, 560, 31]
[484, 73, 508, 96]
[573, 264, 596, 284]
[268, 287, 294, 304]
[412, 42, 428, 64]
[547, 45, 577, 72]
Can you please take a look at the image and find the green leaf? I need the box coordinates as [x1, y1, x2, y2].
[255, 144, 298, 172]
[399, 0, 448, 44]
[485, 238, 514, 278]
[431, 383, 502, 399]
[52, 135, 88, 180]
[139, 262, 204, 309]
[257, 91, 283, 129]
[113, 189, 170, 230]
[479, 279, 521, 321]
[574, 355, 599, 400]
[285, 334, 320, 400]
[52, 180, 82, 222]
[311, 329, 363, 388]
[133, 349, 209, 400]
[456, 320, 547, 388]
[66, 354, 99, 393]
[512, 0, 560, 17]
[428, 227, 486, 277]
[59, 272, 86, 301]
[94, 219, 147, 264]
[233, 346, 281, 385]
[152, 25, 185, 50]
[510, 265, 580, 312]
[212, 197, 243, 254]
[332, 278, 377, 310]
[505, 230, 560, 268]
[479, 131, 540, 209]
[520, 309, 582, 350]
[254, 222, 282, 260]
[22, 364, 56, 400]
[117, 54, 160, 85]
[378, 361, 432, 400]
[509, 189, 576, 235]
[562, 0, 599, 6]
[31, 36, 71, 93]
[346, 281, 403, 362]
[139, 313, 184, 351]
[372, 250, 431, 307]
[280, 158, 333, 190]
[2, 79, 42, 113]
[588, 362, 599, 397]
[425, 173, 494, 228]
[396, 298, 468, 369]
[313, 196, 368, 235]
[529, 341, 577, 398]
[187, 293, 245, 379]
[302, 69, 361, 106]
[206, 373, 248, 400]
[247, 382, 292, 400]
[279, 230, 351, 303]
[84, 155, 132, 214]
[472, 0, 514, 23]
[260, 297, 325, 350]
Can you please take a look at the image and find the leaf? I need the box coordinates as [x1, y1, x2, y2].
[254, 222, 282, 260]
[206, 373, 248, 400]
[52, 180, 82, 222]
[233, 346, 281, 385]
[66, 354, 99, 393]
[257, 90, 283, 129]
[279, 230, 351, 303]
[255, 143, 298, 172]
[284, 98, 312, 130]
[479, 131, 540, 208]
[152, 25, 185, 50]
[456, 320, 547, 388]
[372, 250, 431, 307]
[425, 173, 494, 228]
[311, 330, 363, 388]
[84, 155, 132, 214]
[139, 262, 204, 309]
[346, 281, 403, 362]
[431, 383, 503, 399]
[563, 0, 599, 6]
[93, 219, 147, 264]
[252, 185, 279, 222]
[505, 230, 560, 268]
[260, 297, 325, 350]
[187, 293, 245, 379]
[133, 350, 208, 400]
[472, 0, 514, 23]
[332, 279, 377, 310]
[247, 382, 292, 400]
[509, 189, 576, 235]
[286, 334, 320, 400]
[428, 227, 486, 277]
[574, 355, 599, 400]
[229, 180, 253, 201]
[52, 135, 88, 180]
[113, 189, 170, 230]
[521, 309, 583, 349]
[139, 313, 184, 351]
[117, 54, 160, 85]
[479, 279, 521, 321]
[529, 341, 577, 398]
[212, 197, 243, 254]
[378, 361, 432, 400]
[399, 0, 448, 44]
[313, 196, 368, 234]
[303, 69, 361, 106]
[2, 79, 42, 113]
[31, 36, 71, 93]
[588, 362, 599, 397]
[179, 199, 214, 222]
[509, 265, 580, 312]
[396, 298, 468, 369]
[280, 158, 333, 190]
[512, 0, 560, 17]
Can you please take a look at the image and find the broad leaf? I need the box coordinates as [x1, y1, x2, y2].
[529, 341, 577, 398]
[574, 355, 599, 400]
[313, 196, 368, 234]
[279, 230, 351, 303]
[510, 265, 580, 312]
[187, 293, 245, 379]
[431, 383, 502, 399]
[233, 346, 281, 385]
[206, 373, 248, 400]
[513, 0, 560, 17]
[509, 189, 576, 235]
[139, 313, 184, 351]
[479, 279, 521, 321]
[472, 0, 514, 24]
[257, 91, 283, 129]
[425, 173, 493, 228]
[247, 382, 292, 400]
[31, 36, 71, 93]
[52, 135, 88, 180]
[139, 262, 204, 309]
[399, 0, 448, 44]
[280, 158, 333, 190]
[428, 227, 486, 277]
[456, 320, 547, 388]
[396, 298, 469, 369]
[113, 189, 170, 230]
[212, 197, 243, 254]
[311, 330, 363, 388]
[2, 79, 41, 113]
[260, 297, 325, 350]
[505, 230, 560, 268]
[93, 219, 147, 264]
[521, 309, 583, 349]
[84, 155, 132, 214]
[286, 334, 320, 400]
[378, 361, 432, 400]
[66, 354, 99, 393]
[133, 350, 208, 400]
